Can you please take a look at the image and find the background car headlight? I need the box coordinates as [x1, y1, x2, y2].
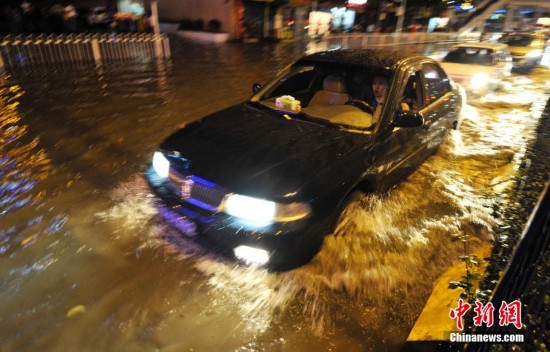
[525, 49, 542, 59]
[152, 152, 170, 179]
[223, 194, 310, 225]
[470, 73, 489, 89]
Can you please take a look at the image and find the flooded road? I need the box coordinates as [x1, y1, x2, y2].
[1, 38, 549, 351]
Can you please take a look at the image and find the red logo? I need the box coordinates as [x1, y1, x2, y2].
[449, 298, 471, 330]
[449, 299, 522, 330]
[498, 300, 522, 329]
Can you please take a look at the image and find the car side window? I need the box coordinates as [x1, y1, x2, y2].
[402, 73, 421, 111]
[420, 63, 451, 106]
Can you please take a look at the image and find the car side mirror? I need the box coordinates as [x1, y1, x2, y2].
[252, 83, 262, 94]
[392, 110, 424, 128]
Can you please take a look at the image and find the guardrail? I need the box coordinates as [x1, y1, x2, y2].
[0, 33, 170, 70]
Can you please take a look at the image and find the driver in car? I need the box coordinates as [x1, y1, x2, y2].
[372, 75, 388, 125]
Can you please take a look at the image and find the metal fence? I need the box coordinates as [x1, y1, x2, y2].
[0, 33, 170, 69]
[0, 31, 482, 70]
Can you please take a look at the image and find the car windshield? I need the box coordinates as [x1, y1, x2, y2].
[499, 34, 534, 46]
[254, 64, 391, 131]
[443, 47, 494, 66]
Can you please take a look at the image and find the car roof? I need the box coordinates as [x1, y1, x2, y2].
[452, 42, 508, 50]
[295, 49, 426, 70]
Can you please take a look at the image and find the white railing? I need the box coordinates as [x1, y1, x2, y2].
[0, 33, 170, 69]
[308, 32, 482, 55]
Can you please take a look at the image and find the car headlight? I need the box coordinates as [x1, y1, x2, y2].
[525, 49, 542, 59]
[152, 151, 170, 179]
[223, 194, 311, 226]
[470, 73, 489, 89]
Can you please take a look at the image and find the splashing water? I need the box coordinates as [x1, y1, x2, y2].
[96, 135, 499, 336]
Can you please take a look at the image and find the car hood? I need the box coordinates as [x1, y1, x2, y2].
[159, 103, 371, 201]
[440, 62, 496, 78]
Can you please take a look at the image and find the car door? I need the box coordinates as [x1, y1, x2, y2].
[373, 72, 426, 190]
[417, 62, 456, 156]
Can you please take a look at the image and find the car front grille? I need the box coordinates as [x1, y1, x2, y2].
[189, 180, 227, 208]
[167, 169, 228, 212]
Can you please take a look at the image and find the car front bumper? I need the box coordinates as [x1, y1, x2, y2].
[145, 166, 329, 270]
[511, 55, 541, 69]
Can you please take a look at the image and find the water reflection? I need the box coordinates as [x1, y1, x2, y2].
[0, 75, 59, 258]
[0, 75, 75, 352]
[0, 78, 48, 217]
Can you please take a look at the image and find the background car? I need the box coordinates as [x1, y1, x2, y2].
[498, 31, 548, 71]
[146, 49, 464, 271]
[86, 6, 112, 28]
[439, 42, 512, 97]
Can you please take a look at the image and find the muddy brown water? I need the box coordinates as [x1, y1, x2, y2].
[1, 39, 549, 351]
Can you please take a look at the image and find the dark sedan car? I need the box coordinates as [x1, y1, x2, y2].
[146, 49, 464, 270]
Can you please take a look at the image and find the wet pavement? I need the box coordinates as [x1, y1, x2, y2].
[1, 37, 550, 351]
